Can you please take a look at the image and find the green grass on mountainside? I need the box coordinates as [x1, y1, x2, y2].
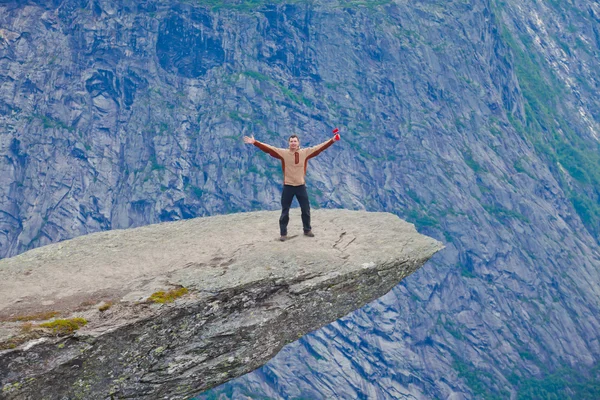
[498, 19, 600, 242]
[184, 0, 392, 11]
[454, 353, 600, 400]
[452, 356, 509, 400]
[185, 0, 298, 11]
[511, 363, 600, 400]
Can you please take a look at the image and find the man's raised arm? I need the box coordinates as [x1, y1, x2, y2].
[243, 135, 283, 159]
[305, 132, 340, 159]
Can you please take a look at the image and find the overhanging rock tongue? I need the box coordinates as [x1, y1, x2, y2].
[0, 209, 443, 400]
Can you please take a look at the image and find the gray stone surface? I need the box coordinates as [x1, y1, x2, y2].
[0, 209, 442, 399]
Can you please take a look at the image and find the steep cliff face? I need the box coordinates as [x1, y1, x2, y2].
[1, 0, 599, 398]
[0, 210, 441, 399]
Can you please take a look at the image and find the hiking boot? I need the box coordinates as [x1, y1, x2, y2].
[304, 230, 315, 237]
[279, 235, 288, 242]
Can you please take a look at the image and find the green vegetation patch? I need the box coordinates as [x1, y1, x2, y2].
[0, 331, 43, 351]
[512, 364, 600, 400]
[148, 287, 189, 304]
[29, 114, 75, 132]
[149, 155, 166, 171]
[499, 23, 600, 241]
[444, 319, 466, 340]
[483, 204, 530, 223]
[39, 318, 87, 334]
[453, 342, 600, 399]
[0, 338, 25, 351]
[462, 148, 486, 173]
[242, 70, 269, 82]
[453, 357, 508, 400]
[242, 70, 313, 107]
[407, 209, 440, 229]
[186, 0, 301, 12]
[185, 0, 391, 12]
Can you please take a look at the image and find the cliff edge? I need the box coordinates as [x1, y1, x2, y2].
[0, 209, 443, 399]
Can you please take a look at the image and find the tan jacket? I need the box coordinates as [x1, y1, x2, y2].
[254, 138, 335, 186]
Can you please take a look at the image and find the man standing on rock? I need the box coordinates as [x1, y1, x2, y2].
[243, 131, 341, 241]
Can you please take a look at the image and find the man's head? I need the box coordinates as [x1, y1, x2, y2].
[288, 134, 300, 151]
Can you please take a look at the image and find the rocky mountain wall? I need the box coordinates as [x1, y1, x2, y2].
[1, 0, 599, 398]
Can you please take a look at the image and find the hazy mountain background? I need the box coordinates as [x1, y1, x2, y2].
[1, 0, 600, 398]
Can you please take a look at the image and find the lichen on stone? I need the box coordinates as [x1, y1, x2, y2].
[148, 287, 189, 303]
[39, 318, 87, 334]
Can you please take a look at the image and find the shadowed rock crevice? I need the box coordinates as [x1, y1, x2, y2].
[0, 209, 442, 399]
[157, 12, 225, 78]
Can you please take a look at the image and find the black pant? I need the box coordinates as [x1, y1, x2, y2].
[280, 184, 311, 236]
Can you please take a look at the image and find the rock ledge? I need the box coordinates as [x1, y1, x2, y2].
[0, 209, 443, 399]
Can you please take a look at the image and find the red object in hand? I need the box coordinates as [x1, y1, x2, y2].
[332, 127, 340, 141]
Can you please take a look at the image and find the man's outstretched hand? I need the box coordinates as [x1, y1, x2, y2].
[243, 135, 256, 145]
